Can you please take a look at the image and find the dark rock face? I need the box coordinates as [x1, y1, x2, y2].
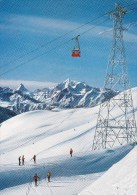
[0, 106, 16, 123]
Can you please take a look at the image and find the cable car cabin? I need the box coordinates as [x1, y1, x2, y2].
[72, 49, 80, 57]
[72, 35, 81, 57]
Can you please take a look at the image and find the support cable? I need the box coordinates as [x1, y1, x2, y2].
[0, 18, 110, 78]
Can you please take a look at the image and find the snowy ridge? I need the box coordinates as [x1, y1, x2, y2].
[0, 79, 117, 114]
[79, 146, 137, 195]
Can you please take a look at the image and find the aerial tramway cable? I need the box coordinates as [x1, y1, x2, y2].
[0, 18, 110, 78]
[0, 13, 107, 70]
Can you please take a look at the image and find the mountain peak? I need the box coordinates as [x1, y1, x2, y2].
[64, 78, 71, 84]
[63, 78, 78, 88]
[16, 83, 28, 93]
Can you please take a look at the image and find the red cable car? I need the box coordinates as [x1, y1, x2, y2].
[72, 35, 81, 57]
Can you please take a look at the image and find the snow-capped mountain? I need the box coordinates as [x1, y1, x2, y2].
[0, 84, 43, 114]
[33, 87, 52, 102]
[44, 79, 117, 108]
[0, 79, 117, 114]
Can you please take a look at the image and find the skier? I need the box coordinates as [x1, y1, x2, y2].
[33, 155, 36, 164]
[47, 171, 51, 182]
[33, 173, 40, 186]
[18, 156, 21, 166]
[22, 155, 25, 165]
[70, 148, 73, 157]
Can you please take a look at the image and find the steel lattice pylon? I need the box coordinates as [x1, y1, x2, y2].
[92, 4, 137, 150]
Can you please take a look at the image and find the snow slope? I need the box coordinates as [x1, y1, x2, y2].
[0, 88, 137, 194]
[0, 143, 135, 195]
[79, 146, 137, 195]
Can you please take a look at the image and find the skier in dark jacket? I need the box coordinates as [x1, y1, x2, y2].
[18, 156, 21, 166]
[22, 155, 25, 165]
[70, 148, 73, 157]
[33, 173, 40, 186]
[47, 171, 51, 182]
[33, 155, 36, 164]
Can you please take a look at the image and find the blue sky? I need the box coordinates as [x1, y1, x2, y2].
[0, 0, 137, 89]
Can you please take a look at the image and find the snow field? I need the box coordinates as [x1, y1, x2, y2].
[0, 88, 137, 194]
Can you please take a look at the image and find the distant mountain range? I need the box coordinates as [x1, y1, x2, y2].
[0, 79, 118, 114]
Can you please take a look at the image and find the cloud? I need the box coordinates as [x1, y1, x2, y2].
[10, 14, 80, 31]
[0, 79, 57, 90]
[98, 28, 113, 35]
[0, 14, 79, 35]
[1, 14, 137, 43]
[0, 14, 115, 36]
[97, 21, 137, 43]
